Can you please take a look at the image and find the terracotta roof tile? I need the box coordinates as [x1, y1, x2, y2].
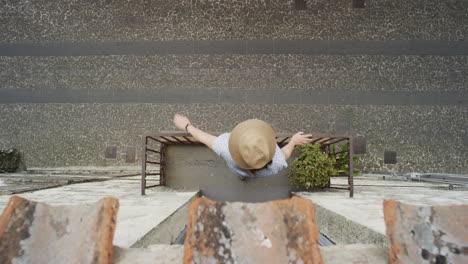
[184, 196, 323, 264]
[0, 195, 119, 264]
[383, 200, 468, 264]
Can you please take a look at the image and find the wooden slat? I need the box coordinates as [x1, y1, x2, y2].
[322, 138, 347, 146]
[171, 136, 187, 144]
[183, 136, 194, 143]
[147, 136, 165, 144]
[309, 138, 322, 144]
[146, 184, 161, 189]
[146, 148, 160, 154]
[316, 137, 331, 144]
[278, 137, 290, 145]
[328, 186, 350, 190]
[160, 136, 176, 143]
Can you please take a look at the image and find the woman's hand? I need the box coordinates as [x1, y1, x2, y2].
[291, 132, 313, 146]
[173, 113, 191, 131]
[282, 132, 313, 160]
[173, 113, 216, 149]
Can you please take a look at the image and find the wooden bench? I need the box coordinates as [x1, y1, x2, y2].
[141, 133, 354, 198]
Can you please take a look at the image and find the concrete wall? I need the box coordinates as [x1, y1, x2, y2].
[1, 0, 467, 41]
[1, 104, 466, 173]
[0, 0, 467, 173]
[165, 145, 295, 202]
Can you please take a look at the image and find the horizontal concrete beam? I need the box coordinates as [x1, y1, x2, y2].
[1, 40, 468, 56]
[0, 89, 466, 105]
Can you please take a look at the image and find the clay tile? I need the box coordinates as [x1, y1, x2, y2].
[184, 196, 323, 264]
[383, 200, 468, 264]
[0, 195, 119, 264]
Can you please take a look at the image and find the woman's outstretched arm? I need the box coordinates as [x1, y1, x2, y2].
[173, 113, 217, 150]
[281, 132, 313, 160]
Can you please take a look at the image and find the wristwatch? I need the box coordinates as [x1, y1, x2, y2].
[185, 123, 191, 132]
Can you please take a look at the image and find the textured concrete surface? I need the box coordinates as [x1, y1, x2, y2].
[184, 196, 323, 264]
[2, 40, 468, 56]
[0, 104, 466, 174]
[0, 173, 110, 195]
[1, 0, 467, 42]
[0, 176, 198, 247]
[0, 195, 118, 264]
[26, 166, 141, 175]
[114, 244, 388, 264]
[114, 245, 184, 264]
[311, 200, 388, 248]
[1, 0, 467, 176]
[1, 55, 467, 92]
[165, 145, 294, 202]
[132, 191, 198, 247]
[1, 89, 467, 105]
[384, 200, 468, 264]
[320, 244, 388, 264]
[295, 176, 468, 248]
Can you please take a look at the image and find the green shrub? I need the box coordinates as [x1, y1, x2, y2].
[287, 143, 338, 190]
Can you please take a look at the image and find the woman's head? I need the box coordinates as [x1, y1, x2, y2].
[228, 119, 276, 170]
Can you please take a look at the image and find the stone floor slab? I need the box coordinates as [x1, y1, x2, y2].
[184, 196, 323, 264]
[383, 200, 468, 264]
[0, 195, 118, 264]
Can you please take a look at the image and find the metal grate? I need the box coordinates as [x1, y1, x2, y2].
[141, 132, 354, 197]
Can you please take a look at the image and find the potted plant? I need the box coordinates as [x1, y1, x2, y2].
[287, 143, 338, 191]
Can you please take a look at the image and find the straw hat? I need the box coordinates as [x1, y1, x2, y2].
[228, 119, 276, 170]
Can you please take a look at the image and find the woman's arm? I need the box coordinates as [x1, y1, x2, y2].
[173, 114, 217, 150]
[281, 132, 313, 160]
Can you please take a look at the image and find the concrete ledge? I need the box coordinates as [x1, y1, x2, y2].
[132, 190, 200, 247]
[27, 166, 142, 175]
[321, 244, 388, 264]
[312, 202, 387, 248]
[114, 245, 184, 264]
[114, 244, 388, 264]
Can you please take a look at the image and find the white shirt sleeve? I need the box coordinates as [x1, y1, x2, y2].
[212, 133, 229, 158]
